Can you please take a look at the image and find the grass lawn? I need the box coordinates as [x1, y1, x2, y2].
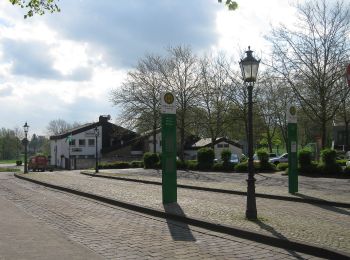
[0, 159, 18, 164]
[0, 167, 20, 172]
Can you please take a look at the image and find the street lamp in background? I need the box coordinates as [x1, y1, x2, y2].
[94, 126, 99, 173]
[239, 46, 260, 220]
[23, 122, 29, 173]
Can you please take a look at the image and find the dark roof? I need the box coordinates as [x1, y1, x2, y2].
[49, 122, 103, 140]
[49, 121, 134, 140]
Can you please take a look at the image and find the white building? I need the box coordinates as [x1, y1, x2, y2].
[50, 115, 140, 169]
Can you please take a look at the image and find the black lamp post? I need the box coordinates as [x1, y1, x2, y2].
[94, 126, 99, 173]
[239, 46, 260, 220]
[23, 122, 29, 173]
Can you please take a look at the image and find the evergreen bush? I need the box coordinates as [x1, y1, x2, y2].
[197, 148, 215, 170]
[143, 152, 159, 169]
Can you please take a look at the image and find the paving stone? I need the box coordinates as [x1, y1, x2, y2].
[0, 172, 324, 259]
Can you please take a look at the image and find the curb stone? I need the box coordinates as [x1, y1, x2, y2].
[80, 171, 350, 208]
[15, 173, 350, 259]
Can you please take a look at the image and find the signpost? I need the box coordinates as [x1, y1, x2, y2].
[161, 92, 177, 203]
[287, 104, 298, 193]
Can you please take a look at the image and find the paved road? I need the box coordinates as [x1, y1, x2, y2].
[0, 172, 321, 260]
[16, 170, 350, 256]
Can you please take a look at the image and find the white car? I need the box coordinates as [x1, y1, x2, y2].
[269, 153, 288, 165]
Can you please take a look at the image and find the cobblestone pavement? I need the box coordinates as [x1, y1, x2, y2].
[0, 173, 322, 260]
[95, 168, 350, 203]
[17, 170, 350, 256]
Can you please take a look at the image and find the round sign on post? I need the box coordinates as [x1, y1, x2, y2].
[347, 64, 350, 87]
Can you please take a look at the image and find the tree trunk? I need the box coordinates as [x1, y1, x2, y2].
[345, 121, 349, 151]
[321, 119, 327, 149]
[180, 116, 185, 162]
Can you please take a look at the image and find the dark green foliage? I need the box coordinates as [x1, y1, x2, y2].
[321, 149, 337, 165]
[256, 148, 274, 171]
[176, 160, 187, 170]
[298, 162, 319, 174]
[212, 162, 223, 171]
[234, 160, 276, 172]
[221, 149, 232, 170]
[221, 149, 231, 164]
[319, 149, 342, 174]
[130, 161, 143, 168]
[197, 148, 215, 170]
[343, 166, 350, 175]
[16, 160, 22, 166]
[143, 152, 160, 169]
[257, 148, 269, 163]
[277, 162, 288, 171]
[98, 161, 130, 169]
[187, 160, 198, 170]
[336, 159, 347, 166]
[298, 148, 312, 167]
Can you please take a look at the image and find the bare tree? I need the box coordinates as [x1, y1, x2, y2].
[111, 54, 163, 153]
[157, 46, 200, 161]
[267, 0, 350, 148]
[198, 54, 231, 146]
[257, 72, 295, 150]
[46, 119, 80, 135]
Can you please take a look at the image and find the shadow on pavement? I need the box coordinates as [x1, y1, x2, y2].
[295, 193, 350, 216]
[163, 203, 196, 242]
[252, 219, 307, 260]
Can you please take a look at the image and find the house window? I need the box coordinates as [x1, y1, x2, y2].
[70, 139, 76, 146]
[217, 144, 223, 148]
[88, 139, 95, 146]
[223, 143, 229, 148]
[79, 139, 86, 146]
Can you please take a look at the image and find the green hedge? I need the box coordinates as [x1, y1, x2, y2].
[197, 148, 215, 170]
[98, 161, 131, 169]
[299, 148, 312, 167]
[143, 152, 160, 169]
[277, 162, 288, 171]
[234, 161, 275, 172]
[16, 160, 22, 166]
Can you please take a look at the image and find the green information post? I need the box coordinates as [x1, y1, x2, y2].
[287, 104, 298, 194]
[161, 92, 177, 203]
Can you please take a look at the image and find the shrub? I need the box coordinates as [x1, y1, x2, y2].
[298, 148, 312, 167]
[320, 149, 342, 174]
[234, 161, 261, 172]
[143, 152, 160, 169]
[256, 148, 269, 164]
[98, 161, 130, 169]
[256, 148, 275, 171]
[277, 162, 288, 171]
[187, 160, 198, 170]
[197, 147, 215, 170]
[336, 159, 347, 167]
[221, 149, 231, 164]
[298, 162, 319, 174]
[16, 160, 22, 166]
[343, 166, 350, 175]
[321, 149, 337, 165]
[176, 160, 187, 170]
[212, 162, 224, 171]
[130, 161, 144, 168]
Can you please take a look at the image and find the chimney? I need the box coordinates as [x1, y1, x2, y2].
[99, 115, 111, 123]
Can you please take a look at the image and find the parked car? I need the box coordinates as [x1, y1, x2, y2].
[214, 153, 240, 164]
[28, 155, 48, 172]
[230, 154, 240, 164]
[269, 153, 288, 165]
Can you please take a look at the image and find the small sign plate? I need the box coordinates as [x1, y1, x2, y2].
[287, 104, 297, 123]
[161, 92, 176, 114]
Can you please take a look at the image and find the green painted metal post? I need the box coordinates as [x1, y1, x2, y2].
[161, 92, 177, 204]
[287, 105, 298, 194]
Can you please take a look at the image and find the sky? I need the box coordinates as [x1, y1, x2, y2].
[0, 0, 299, 136]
